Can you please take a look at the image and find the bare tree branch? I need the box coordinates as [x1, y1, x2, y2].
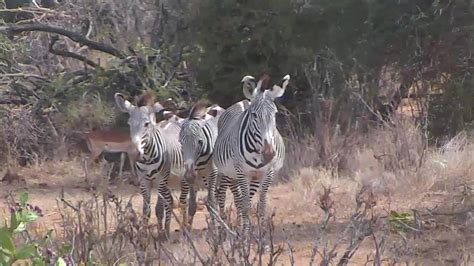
[49, 36, 101, 69]
[0, 23, 127, 59]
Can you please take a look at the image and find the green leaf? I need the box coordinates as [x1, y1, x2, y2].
[20, 192, 29, 205]
[0, 247, 13, 265]
[32, 256, 47, 266]
[21, 210, 40, 223]
[0, 228, 15, 254]
[13, 222, 26, 233]
[55, 257, 67, 266]
[0, 246, 13, 258]
[9, 212, 19, 232]
[16, 244, 38, 260]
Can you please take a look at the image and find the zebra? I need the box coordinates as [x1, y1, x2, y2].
[214, 77, 262, 217]
[213, 74, 289, 233]
[178, 101, 225, 228]
[114, 91, 184, 240]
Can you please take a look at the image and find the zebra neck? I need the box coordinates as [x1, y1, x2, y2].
[238, 112, 272, 169]
[140, 127, 165, 161]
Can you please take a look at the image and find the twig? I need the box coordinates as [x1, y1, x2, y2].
[166, 194, 207, 265]
[351, 91, 393, 129]
[287, 241, 296, 266]
[206, 204, 238, 238]
[60, 197, 79, 212]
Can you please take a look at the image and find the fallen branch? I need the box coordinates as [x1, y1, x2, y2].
[0, 72, 49, 81]
[0, 23, 126, 59]
[0, 96, 28, 105]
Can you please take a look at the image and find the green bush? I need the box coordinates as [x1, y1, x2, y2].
[0, 192, 71, 265]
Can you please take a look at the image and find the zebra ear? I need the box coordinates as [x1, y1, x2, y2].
[241, 75, 256, 100]
[206, 104, 225, 119]
[153, 102, 164, 113]
[269, 74, 290, 100]
[251, 78, 264, 99]
[163, 110, 175, 120]
[189, 101, 208, 120]
[114, 93, 134, 113]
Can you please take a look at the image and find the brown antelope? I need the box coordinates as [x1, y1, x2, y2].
[84, 129, 139, 180]
[84, 112, 185, 182]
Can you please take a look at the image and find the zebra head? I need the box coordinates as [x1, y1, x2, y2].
[179, 102, 218, 179]
[114, 92, 164, 155]
[241, 74, 290, 165]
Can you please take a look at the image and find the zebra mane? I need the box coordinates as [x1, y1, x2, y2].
[188, 100, 210, 120]
[136, 90, 156, 107]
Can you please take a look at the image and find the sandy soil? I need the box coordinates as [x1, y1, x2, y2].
[1, 161, 473, 265]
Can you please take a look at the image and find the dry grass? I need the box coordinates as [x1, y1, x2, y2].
[1, 118, 473, 265]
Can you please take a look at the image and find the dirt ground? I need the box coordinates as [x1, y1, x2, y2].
[1, 160, 473, 265]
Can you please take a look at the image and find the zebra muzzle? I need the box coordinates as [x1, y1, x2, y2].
[184, 168, 197, 182]
[262, 140, 276, 165]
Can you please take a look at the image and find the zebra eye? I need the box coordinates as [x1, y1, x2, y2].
[251, 112, 257, 117]
[198, 139, 204, 146]
[144, 122, 150, 127]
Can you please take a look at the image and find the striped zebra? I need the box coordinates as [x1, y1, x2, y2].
[178, 102, 225, 228]
[114, 91, 184, 240]
[214, 81, 261, 217]
[214, 74, 289, 232]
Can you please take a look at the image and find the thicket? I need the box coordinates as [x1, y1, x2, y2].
[0, 0, 473, 166]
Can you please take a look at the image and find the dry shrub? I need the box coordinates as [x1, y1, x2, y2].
[285, 115, 473, 207]
[364, 117, 425, 171]
[281, 119, 360, 180]
[422, 132, 473, 191]
[0, 106, 54, 165]
[52, 93, 117, 157]
[282, 134, 322, 178]
[52, 187, 288, 265]
[54, 93, 116, 134]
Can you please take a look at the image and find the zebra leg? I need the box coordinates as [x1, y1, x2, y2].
[235, 172, 251, 235]
[217, 175, 231, 218]
[206, 168, 218, 213]
[229, 180, 241, 224]
[119, 152, 125, 180]
[139, 177, 153, 221]
[257, 170, 275, 224]
[188, 182, 197, 230]
[155, 179, 166, 233]
[247, 179, 260, 217]
[249, 179, 259, 201]
[156, 176, 173, 240]
[179, 178, 190, 228]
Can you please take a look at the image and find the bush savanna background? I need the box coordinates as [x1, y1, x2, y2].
[0, 0, 473, 265]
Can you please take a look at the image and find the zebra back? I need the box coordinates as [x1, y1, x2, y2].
[217, 99, 250, 133]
